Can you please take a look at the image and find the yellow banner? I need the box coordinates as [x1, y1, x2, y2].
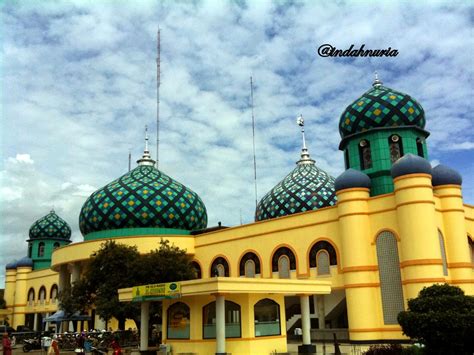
[132, 282, 181, 300]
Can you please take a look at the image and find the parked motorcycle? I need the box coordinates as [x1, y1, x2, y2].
[22, 338, 42, 352]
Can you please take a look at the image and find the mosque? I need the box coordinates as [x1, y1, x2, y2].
[3, 76, 473, 355]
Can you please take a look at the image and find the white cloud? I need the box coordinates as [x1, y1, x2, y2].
[0, 1, 473, 285]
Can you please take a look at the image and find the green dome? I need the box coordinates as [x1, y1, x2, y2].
[255, 156, 337, 221]
[339, 83, 425, 138]
[29, 210, 72, 240]
[79, 165, 207, 236]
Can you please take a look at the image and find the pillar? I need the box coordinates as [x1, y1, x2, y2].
[316, 295, 325, 329]
[33, 313, 38, 331]
[298, 295, 316, 354]
[58, 264, 70, 293]
[13, 266, 31, 327]
[337, 187, 380, 341]
[394, 173, 444, 299]
[140, 302, 150, 351]
[434, 184, 473, 293]
[71, 263, 82, 284]
[215, 294, 226, 355]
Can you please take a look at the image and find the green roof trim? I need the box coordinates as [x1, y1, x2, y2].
[84, 227, 191, 241]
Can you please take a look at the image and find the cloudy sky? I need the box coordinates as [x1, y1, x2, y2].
[1, 1, 473, 286]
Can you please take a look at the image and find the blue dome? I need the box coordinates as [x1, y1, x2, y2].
[5, 261, 17, 270]
[432, 165, 462, 186]
[255, 159, 337, 221]
[335, 169, 371, 191]
[391, 154, 431, 179]
[16, 257, 33, 268]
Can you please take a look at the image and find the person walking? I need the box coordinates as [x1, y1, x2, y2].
[48, 335, 60, 355]
[2, 333, 12, 355]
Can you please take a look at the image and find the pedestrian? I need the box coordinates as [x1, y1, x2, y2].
[2, 333, 12, 355]
[110, 337, 122, 355]
[48, 335, 60, 355]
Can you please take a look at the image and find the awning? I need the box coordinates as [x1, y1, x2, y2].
[43, 310, 91, 322]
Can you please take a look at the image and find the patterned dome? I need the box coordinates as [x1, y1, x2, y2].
[29, 210, 71, 240]
[339, 80, 425, 138]
[255, 153, 337, 221]
[79, 165, 207, 236]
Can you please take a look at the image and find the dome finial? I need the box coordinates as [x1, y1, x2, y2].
[296, 114, 315, 165]
[136, 126, 156, 167]
[373, 71, 383, 87]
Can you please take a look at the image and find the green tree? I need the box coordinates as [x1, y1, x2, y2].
[71, 239, 196, 330]
[398, 284, 474, 355]
[137, 239, 196, 284]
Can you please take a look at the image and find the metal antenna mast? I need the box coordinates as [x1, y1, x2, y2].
[156, 28, 161, 168]
[250, 76, 258, 208]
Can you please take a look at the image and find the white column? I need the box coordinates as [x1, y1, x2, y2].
[95, 315, 106, 331]
[33, 313, 38, 331]
[317, 295, 325, 329]
[215, 294, 226, 354]
[58, 264, 70, 293]
[140, 302, 150, 351]
[300, 295, 311, 345]
[71, 263, 82, 284]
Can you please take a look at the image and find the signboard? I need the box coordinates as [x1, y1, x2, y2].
[132, 282, 181, 302]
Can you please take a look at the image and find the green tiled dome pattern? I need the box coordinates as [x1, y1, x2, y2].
[339, 85, 425, 138]
[255, 163, 337, 221]
[29, 211, 71, 240]
[79, 165, 207, 236]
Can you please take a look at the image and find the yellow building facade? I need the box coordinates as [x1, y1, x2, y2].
[3, 78, 474, 355]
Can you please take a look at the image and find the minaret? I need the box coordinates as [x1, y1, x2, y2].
[136, 126, 156, 166]
[296, 114, 315, 165]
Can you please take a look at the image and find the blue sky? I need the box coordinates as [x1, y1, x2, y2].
[1, 0, 473, 285]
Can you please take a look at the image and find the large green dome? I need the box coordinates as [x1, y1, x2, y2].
[339, 80, 425, 138]
[255, 148, 337, 221]
[79, 164, 207, 236]
[29, 210, 71, 240]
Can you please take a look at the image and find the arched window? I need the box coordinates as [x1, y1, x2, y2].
[167, 302, 190, 339]
[211, 257, 229, 277]
[309, 241, 338, 269]
[38, 242, 45, 257]
[278, 256, 290, 279]
[254, 298, 280, 337]
[28, 242, 32, 258]
[359, 139, 372, 170]
[191, 261, 201, 279]
[53, 242, 60, 250]
[39, 286, 46, 304]
[376, 231, 404, 324]
[245, 260, 256, 278]
[389, 135, 403, 163]
[438, 230, 448, 276]
[50, 284, 58, 302]
[239, 252, 261, 277]
[317, 251, 330, 275]
[416, 138, 424, 157]
[344, 149, 350, 169]
[203, 300, 241, 339]
[271, 247, 296, 278]
[28, 288, 35, 305]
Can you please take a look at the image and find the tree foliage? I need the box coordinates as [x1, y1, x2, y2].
[397, 284, 474, 355]
[64, 239, 196, 330]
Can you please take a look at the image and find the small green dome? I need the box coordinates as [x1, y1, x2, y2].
[79, 165, 207, 236]
[255, 153, 337, 221]
[29, 210, 72, 240]
[339, 81, 425, 138]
